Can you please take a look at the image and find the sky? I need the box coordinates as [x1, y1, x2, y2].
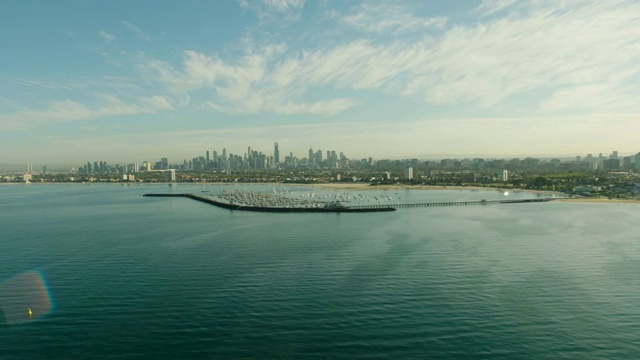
[1, 0, 640, 168]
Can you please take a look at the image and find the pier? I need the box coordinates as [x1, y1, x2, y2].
[344, 198, 552, 210]
[144, 193, 554, 212]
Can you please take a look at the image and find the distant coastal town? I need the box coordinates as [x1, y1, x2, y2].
[3, 144, 640, 200]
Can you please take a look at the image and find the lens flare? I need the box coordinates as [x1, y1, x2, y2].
[0, 269, 54, 325]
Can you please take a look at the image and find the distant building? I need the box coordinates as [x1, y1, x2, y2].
[602, 159, 620, 170]
[499, 170, 508, 182]
[405, 167, 414, 180]
[168, 169, 176, 182]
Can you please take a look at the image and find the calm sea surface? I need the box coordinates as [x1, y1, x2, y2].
[1, 184, 639, 359]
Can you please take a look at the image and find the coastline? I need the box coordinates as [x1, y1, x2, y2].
[311, 183, 562, 195]
[553, 197, 640, 204]
[4, 182, 639, 204]
[310, 183, 640, 204]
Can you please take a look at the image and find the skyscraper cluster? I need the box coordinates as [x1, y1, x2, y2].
[180, 142, 351, 172]
[73, 147, 640, 176]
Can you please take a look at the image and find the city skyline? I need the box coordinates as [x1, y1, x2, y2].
[2, 1, 640, 164]
[4, 142, 637, 174]
[2, 131, 640, 171]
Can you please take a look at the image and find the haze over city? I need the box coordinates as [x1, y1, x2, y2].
[1, 0, 639, 166]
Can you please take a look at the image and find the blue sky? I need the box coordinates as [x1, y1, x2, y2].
[1, 0, 639, 167]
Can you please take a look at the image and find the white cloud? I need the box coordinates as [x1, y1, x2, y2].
[262, 0, 304, 13]
[0, 95, 173, 131]
[139, 45, 358, 116]
[540, 84, 639, 113]
[121, 21, 151, 41]
[476, 0, 517, 17]
[97, 30, 115, 42]
[340, 1, 447, 34]
[239, 0, 305, 19]
[327, 0, 640, 111]
[140, 1, 640, 117]
[425, 1, 640, 106]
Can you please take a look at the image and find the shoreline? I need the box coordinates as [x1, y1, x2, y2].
[3, 182, 639, 204]
[310, 183, 562, 195]
[310, 183, 640, 204]
[552, 197, 640, 204]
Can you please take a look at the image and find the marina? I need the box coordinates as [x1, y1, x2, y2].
[144, 190, 555, 213]
[144, 192, 396, 212]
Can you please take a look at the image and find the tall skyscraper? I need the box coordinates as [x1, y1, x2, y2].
[222, 148, 227, 168]
[405, 167, 413, 180]
[274, 142, 280, 164]
[499, 170, 509, 182]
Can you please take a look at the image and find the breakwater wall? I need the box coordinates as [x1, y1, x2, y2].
[144, 193, 554, 213]
[143, 193, 395, 212]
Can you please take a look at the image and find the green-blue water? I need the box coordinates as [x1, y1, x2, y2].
[1, 184, 639, 359]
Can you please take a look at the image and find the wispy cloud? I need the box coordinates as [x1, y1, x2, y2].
[239, 0, 305, 19]
[121, 21, 151, 41]
[540, 84, 640, 113]
[339, 1, 447, 34]
[323, 0, 640, 111]
[476, 0, 517, 17]
[7, 76, 144, 97]
[138, 45, 358, 116]
[97, 30, 115, 42]
[263, 0, 305, 13]
[138, 1, 640, 118]
[0, 95, 173, 131]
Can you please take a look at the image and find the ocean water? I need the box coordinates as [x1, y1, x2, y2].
[1, 183, 639, 359]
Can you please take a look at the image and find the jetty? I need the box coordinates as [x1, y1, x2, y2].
[144, 193, 395, 212]
[144, 192, 555, 213]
